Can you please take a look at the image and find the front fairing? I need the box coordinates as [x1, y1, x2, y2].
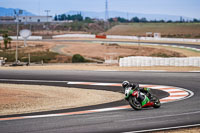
[125, 87, 133, 99]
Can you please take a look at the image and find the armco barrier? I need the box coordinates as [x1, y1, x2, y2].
[107, 35, 200, 43]
[52, 34, 200, 43]
[119, 56, 200, 67]
[53, 34, 95, 38]
[96, 35, 107, 39]
[0, 36, 42, 40]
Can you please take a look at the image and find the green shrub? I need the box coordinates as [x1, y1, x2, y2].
[72, 54, 85, 63]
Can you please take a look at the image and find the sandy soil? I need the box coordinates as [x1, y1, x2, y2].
[143, 45, 200, 57]
[60, 42, 185, 60]
[0, 83, 123, 116]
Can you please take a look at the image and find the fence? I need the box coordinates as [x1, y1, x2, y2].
[119, 56, 200, 67]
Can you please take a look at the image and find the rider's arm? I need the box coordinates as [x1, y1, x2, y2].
[141, 87, 153, 99]
[139, 87, 152, 95]
[143, 87, 150, 92]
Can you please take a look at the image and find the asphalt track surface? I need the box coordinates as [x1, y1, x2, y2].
[0, 70, 200, 133]
[44, 39, 200, 49]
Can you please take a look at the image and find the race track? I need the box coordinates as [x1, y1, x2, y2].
[46, 39, 200, 50]
[0, 70, 200, 133]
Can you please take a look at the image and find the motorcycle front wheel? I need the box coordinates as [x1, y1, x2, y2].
[151, 96, 161, 108]
[128, 96, 142, 110]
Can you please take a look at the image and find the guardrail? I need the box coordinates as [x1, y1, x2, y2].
[119, 56, 200, 67]
[0, 36, 42, 40]
[53, 34, 95, 38]
[52, 34, 200, 43]
[107, 35, 200, 43]
[1, 34, 199, 43]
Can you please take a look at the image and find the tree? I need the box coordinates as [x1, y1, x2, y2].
[54, 14, 58, 21]
[108, 18, 114, 22]
[85, 17, 93, 23]
[193, 18, 199, 23]
[140, 17, 148, 22]
[2, 33, 8, 49]
[158, 20, 165, 23]
[117, 17, 129, 23]
[8, 37, 12, 49]
[2, 33, 12, 49]
[60, 14, 67, 20]
[167, 20, 172, 23]
[131, 17, 140, 22]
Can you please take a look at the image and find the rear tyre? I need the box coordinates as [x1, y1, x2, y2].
[128, 96, 142, 110]
[151, 96, 161, 108]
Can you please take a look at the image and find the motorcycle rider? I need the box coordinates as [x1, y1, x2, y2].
[122, 81, 153, 102]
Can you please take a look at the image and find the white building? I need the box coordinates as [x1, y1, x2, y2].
[15, 16, 53, 23]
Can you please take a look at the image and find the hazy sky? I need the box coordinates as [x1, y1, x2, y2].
[0, 0, 199, 18]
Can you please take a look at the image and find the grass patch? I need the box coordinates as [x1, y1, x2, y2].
[150, 53, 179, 57]
[106, 23, 200, 38]
[0, 50, 59, 63]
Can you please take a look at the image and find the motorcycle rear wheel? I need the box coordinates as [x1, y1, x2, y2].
[128, 96, 142, 110]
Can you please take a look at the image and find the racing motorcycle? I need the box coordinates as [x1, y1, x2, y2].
[124, 86, 161, 110]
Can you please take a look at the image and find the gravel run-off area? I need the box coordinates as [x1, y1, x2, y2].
[0, 83, 123, 116]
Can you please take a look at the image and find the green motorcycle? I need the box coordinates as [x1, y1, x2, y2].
[124, 87, 161, 110]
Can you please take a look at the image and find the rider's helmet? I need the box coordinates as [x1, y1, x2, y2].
[122, 81, 130, 88]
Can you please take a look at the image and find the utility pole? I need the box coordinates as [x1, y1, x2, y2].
[105, 0, 109, 30]
[45, 10, 50, 22]
[38, 0, 41, 15]
[105, 0, 109, 21]
[44, 10, 50, 35]
[127, 12, 129, 21]
[14, 9, 23, 63]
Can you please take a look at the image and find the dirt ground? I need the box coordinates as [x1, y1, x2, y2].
[1, 38, 199, 64]
[60, 42, 185, 60]
[0, 83, 123, 116]
[1, 39, 200, 71]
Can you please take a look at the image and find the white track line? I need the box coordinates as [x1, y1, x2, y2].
[124, 124, 200, 133]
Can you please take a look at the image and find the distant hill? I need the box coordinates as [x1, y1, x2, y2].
[0, 7, 193, 21]
[66, 10, 193, 21]
[0, 7, 35, 16]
